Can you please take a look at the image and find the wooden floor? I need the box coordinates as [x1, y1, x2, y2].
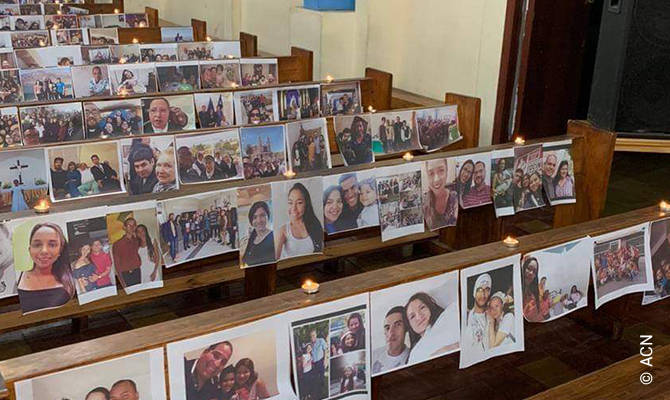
[0, 151, 669, 399]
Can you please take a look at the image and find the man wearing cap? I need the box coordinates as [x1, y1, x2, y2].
[464, 273, 492, 353]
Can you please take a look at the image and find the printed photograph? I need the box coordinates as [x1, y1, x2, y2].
[0, 15, 7, 31]
[140, 43, 178, 62]
[99, 14, 125, 28]
[140, 94, 196, 134]
[18, 4, 42, 16]
[177, 41, 217, 61]
[14, 349, 166, 400]
[370, 110, 420, 155]
[370, 271, 459, 376]
[15, 47, 81, 69]
[456, 152, 492, 209]
[44, 14, 79, 30]
[490, 149, 515, 217]
[50, 28, 89, 46]
[0, 69, 23, 104]
[157, 189, 238, 267]
[277, 85, 320, 121]
[175, 128, 242, 185]
[0, 106, 22, 148]
[194, 92, 235, 128]
[542, 139, 576, 205]
[238, 184, 276, 268]
[72, 64, 112, 98]
[513, 144, 545, 211]
[240, 125, 286, 180]
[211, 41, 242, 59]
[0, 222, 17, 300]
[47, 141, 125, 201]
[156, 61, 200, 92]
[460, 254, 524, 369]
[20, 102, 84, 144]
[10, 30, 49, 49]
[89, 27, 119, 45]
[78, 15, 101, 29]
[522, 238, 592, 322]
[121, 135, 178, 195]
[199, 59, 241, 89]
[125, 13, 148, 28]
[333, 114, 374, 166]
[271, 177, 324, 261]
[376, 163, 424, 242]
[240, 58, 278, 87]
[286, 118, 331, 173]
[20, 66, 73, 101]
[10, 15, 44, 31]
[0, 4, 19, 17]
[80, 45, 112, 65]
[643, 218, 670, 305]
[234, 88, 278, 125]
[0, 148, 48, 213]
[322, 169, 378, 235]
[321, 81, 362, 117]
[422, 157, 458, 231]
[109, 63, 158, 96]
[161, 26, 193, 43]
[416, 105, 461, 152]
[84, 99, 143, 139]
[110, 43, 141, 63]
[0, 48, 16, 69]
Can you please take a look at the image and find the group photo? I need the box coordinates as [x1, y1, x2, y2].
[20, 66, 74, 101]
[121, 136, 179, 195]
[513, 144, 545, 211]
[109, 64, 158, 96]
[322, 170, 379, 235]
[277, 85, 321, 121]
[175, 128, 243, 185]
[644, 218, 670, 305]
[370, 111, 421, 155]
[0, 148, 48, 213]
[11, 31, 50, 50]
[89, 28, 119, 45]
[20, 102, 84, 144]
[140, 44, 179, 62]
[0, 106, 23, 147]
[194, 92, 235, 128]
[542, 140, 576, 205]
[286, 118, 331, 173]
[377, 165, 424, 241]
[240, 59, 278, 87]
[415, 106, 461, 152]
[238, 184, 276, 268]
[456, 153, 492, 209]
[235, 89, 278, 125]
[200, 60, 242, 89]
[320, 82, 362, 117]
[240, 125, 287, 180]
[110, 43, 142, 64]
[84, 99, 143, 139]
[156, 61, 201, 92]
[0, 69, 23, 104]
[140, 95, 197, 133]
[333, 115, 374, 166]
[422, 158, 459, 230]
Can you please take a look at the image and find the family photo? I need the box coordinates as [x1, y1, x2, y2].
[240, 125, 287, 180]
[460, 255, 524, 368]
[50, 28, 89, 46]
[422, 158, 459, 230]
[20, 102, 84, 144]
[140, 43, 179, 62]
[456, 153, 492, 209]
[377, 164, 424, 242]
[158, 189, 238, 267]
[542, 140, 576, 205]
[644, 218, 670, 305]
[240, 59, 278, 87]
[81, 45, 113, 65]
[194, 92, 235, 128]
[333, 115, 374, 166]
[177, 42, 218, 61]
[121, 136, 179, 195]
[10, 31, 50, 50]
[370, 111, 420, 155]
[109, 64, 158, 96]
[89, 28, 119, 45]
[522, 238, 592, 323]
[141, 95, 196, 133]
[238, 184, 276, 268]
[286, 118, 331, 173]
[0, 148, 48, 213]
[277, 85, 320, 121]
[322, 170, 379, 234]
[84, 99, 143, 138]
[234, 89, 278, 125]
[0, 68, 23, 104]
[490, 149, 515, 217]
[175, 128, 243, 185]
[72, 65, 112, 98]
[156, 61, 201, 92]
[370, 271, 459, 376]
[20, 66, 74, 101]
[320, 82, 362, 117]
[415, 106, 461, 152]
[513, 144, 545, 211]
[0, 106, 22, 147]
[199, 60, 241, 89]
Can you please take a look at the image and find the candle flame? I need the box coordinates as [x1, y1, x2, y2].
[514, 137, 525, 145]
[132, 38, 139, 44]
[114, 8, 120, 14]
[403, 152, 414, 162]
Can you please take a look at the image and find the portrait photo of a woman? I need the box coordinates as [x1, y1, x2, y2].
[274, 181, 324, 260]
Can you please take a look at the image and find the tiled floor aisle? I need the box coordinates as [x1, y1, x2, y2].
[1, 152, 670, 399]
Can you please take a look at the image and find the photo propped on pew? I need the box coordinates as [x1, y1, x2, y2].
[140, 43, 178, 62]
[106, 200, 163, 295]
[240, 124, 287, 180]
[0, 48, 17, 69]
[158, 189, 239, 268]
[0, 105, 23, 147]
[513, 144, 545, 212]
[167, 314, 296, 400]
[0, 221, 17, 300]
[110, 43, 141, 64]
[10, 30, 50, 49]
[83, 98, 143, 138]
[592, 223, 653, 309]
[72, 64, 112, 98]
[421, 157, 458, 230]
[289, 293, 371, 400]
[643, 217, 670, 305]
[175, 128, 243, 185]
[0, 147, 48, 212]
[194, 92, 235, 128]
[238, 183, 276, 268]
[370, 110, 421, 156]
[109, 63, 158, 96]
[323, 169, 379, 235]
[121, 135, 179, 195]
[90, 27, 119, 45]
[460, 254, 524, 369]
[286, 118, 331, 173]
[161, 26, 194, 43]
[370, 270, 460, 377]
[240, 58, 278, 87]
[415, 105, 461, 152]
[156, 61, 201, 92]
[50, 28, 89, 46]
[490, 148, 515, 217]
[456, 152, 492, 209]
[15, 46, 83, 69]
[81, 44, 113, 65]
[522, 237, 592, 323]
[333, 114, 374, 166]
[19, 66, 74, 102]
[14, 348, 166, 400]
[199, 59, 241, 89]
[542, 139, 576, 205]
[140, 94, 197, 133]
[0, 68, 23, 104]
[321, 81, 362, 117]
[277, 84, 321, 121]
[234, 87, 279, 125]
[21, 102, 84, 144]
[377, 162, 424, 242]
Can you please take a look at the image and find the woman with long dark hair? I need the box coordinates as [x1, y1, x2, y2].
[552, 160, 574, 199]
[275, 182, 324, 259]
[423, 158, 458, 229]
[456, 159, 474, 204]
[137, 224, 161, 283]
[522, 256, 542, 322]
[241, 201, 275, 267]
[323, 185, 347, 234]
[339, 366, 356, 394]
[17, 222, 75, 313]
[404, 291, 458, 363]
[233, 358, 271, 400]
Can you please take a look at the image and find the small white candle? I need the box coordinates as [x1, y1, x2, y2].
[503, 236, 519, 248]
[283, 169, 296, 179]
[403, 152, 414, 162]
[34, 199, 50, 214]
[660, 201, 670, 213]
[514, 137, 526, 146]
[302, 280, 320, 295]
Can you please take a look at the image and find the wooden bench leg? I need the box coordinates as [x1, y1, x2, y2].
[323, 259, 341, 274]
[568, 285, 634, 340]
[207, 285, 223, 301]
[71, 316, 88, 334]
[244, 263, 277, 300]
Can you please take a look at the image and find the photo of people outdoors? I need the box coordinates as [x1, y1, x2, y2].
[72, 65, 112, 98]
[158, 189, 238, 268]
[513, 144, 545, 211]
[194, 92, 235, 128]
[320, 82, 362, 117]
[460, 255, 524, 369]
[50, 28, 88, 46]
[107, 203, 163, 294]
[333, 115, 374, 166]
[322, 170, 379, 235]
[522, 238, 592, 323]
[110, 43, 141, 64]
[100, 14, 126, 28]
[370, 271, 459, 376]
[286, 118, 331, 173]
[65, 213, 118, 305]
[370, 111, 421, 155]
[0, 69, 23, 104]
[199, 60, 241, 89]
[20, 102, 84, 144]
[81, 45, 113, 65]
[238, 184, 276, 268]
[271, 177, 324, 261]
[156, 61, 200, 92]
[12, 215, 75, 314]
[415, 106, 461, 152]
[176, 129, 242, 185]
[643, 218, 670, 305]
[20, 66, 74, 101]
[109, 64, 158, 96]
[14, 349, 166, 400]
[234, 89, 278, 125]
[161, 27, 194, 43]
[167, 315, 294, 400]
[89, 28, 119, 45]
[0, 222, 16, 300]
[240, 59, 278, 87]
[15, 47, 81, 69]
[490, 149, 515, 217]
[177, 42, 218, 61]
[290, 294, 370, 400]
[0, 106, 22, 148]
[542, 140, 576, 205]
[140, 43, 178, 62]
[140, 95, 196, 133]
[47, 141, 125, 201]
[10, 30, 50, 49]
[456, 153, 492, 209]
[592, 223, 653, 308]
[277, 85, 321, 121]
[422, 157, 458, 230]
[121, 136, 178, 195]
[84, 99, 143, 139]
[0, 148, 48, 212]
[240, 125, 287, 180]
[376, 163, 424, 242]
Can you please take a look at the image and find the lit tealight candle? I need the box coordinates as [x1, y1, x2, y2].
[132, 38, 139, 44]
[368, 105, 376, 113]
[660, 201, 670, 213]
[34, 199, 50, 214]
[403, 152, 414, 162]
[52, 24, 59, 30]
[503, 236, 519, 248]
[283, 169, 296, 179]
[206, 36, 212, 42]
[57, 10, 62, 15]
[139, 21, 147, 28]
[226, 54, 235, 59]
[230, 82, 238, 88]
[119, 57, 127, 64]
[325, 75, 334, 83]
[38, 40, 46, 47]
[114, 8, 120, 14]
[302, 280, 320, 295]
[514, 137, 526, 146]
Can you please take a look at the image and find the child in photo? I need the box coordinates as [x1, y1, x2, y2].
[357, 177, 379, 227]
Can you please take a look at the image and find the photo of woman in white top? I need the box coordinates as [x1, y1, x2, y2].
[405, 292, 460, 364]
[274, 181, 324, 260]
[486, 291, 516, 349]
[136, 224, 161, 284]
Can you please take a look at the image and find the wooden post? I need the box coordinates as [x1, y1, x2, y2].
[290, 47, 314, 82]
[239, 32, 258, 57]
[371, 376, 383, 400]
[244, 264, 277, 300]
[278, 48, 314, 84]
[145, 7, 159, 28]
[191, 19, 207, 42]
[71, 316, 88, 334]
[363, 68, 393, 111]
